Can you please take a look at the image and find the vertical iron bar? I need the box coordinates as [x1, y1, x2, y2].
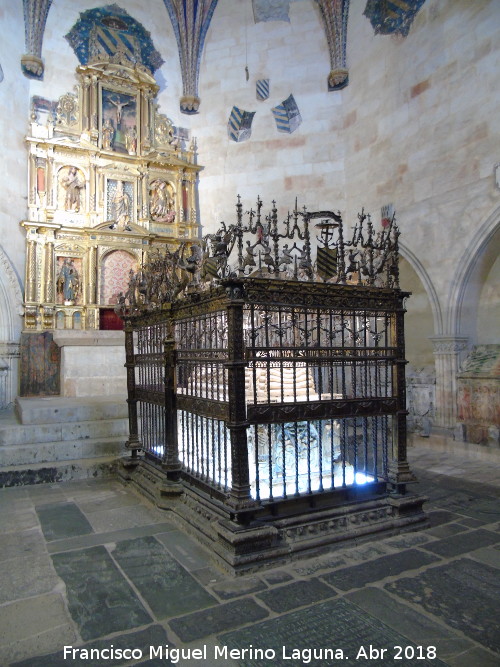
[226, 294, 252, 509]
[294, 421, 299, 495]
[318, 419, 323, 492]
[306, 422, 311, 494]
[341, 310, 346, 396]
[254, 424, 260, 501]
[268, 424, 273, 500]
[341, 419, 347, 487]
[281, 423, 287, 498]
[124, 324, 141, 458]
[330, 418, 335, 489]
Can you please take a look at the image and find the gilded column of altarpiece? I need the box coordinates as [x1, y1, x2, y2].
[22, 57, 202, 332]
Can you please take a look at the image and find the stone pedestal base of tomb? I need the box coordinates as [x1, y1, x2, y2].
[118, 458, 428, 575]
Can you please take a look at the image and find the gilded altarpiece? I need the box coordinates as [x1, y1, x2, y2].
[22, 58, 202, 336]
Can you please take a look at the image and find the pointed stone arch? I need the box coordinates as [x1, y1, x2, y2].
[448, 204, 500, 342]
[0, 246, 24, 408]
[398, 241, 443, 337]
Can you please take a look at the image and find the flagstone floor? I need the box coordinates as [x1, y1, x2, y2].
[0, 440, 499, 667]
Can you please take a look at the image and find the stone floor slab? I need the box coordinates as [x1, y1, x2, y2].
[292, 554, 348, 577]
[190, 565, 229, 587]
[51, 545, 152, 640]
[36, 501, 94, 541]
[338, 542, 393, 562]
[443, 496, 500, 523]
[111, 535, 217, 619]
[420, 527, 499, 557]
[47, 521, 175, 554]
[256, 578, 336, 613]
[0, 552, 60, 603]
[77, 489, 142, 513]
[0, 494, 32, 511]
[468, 545, 500, 569]
[0, 527, 46, 562]
[321, 548, 440, 591]
[345, 587, 474, 662]
[457, 516, 486, 528]
[426, 510, 461, 527]
[385, 557, 500, 654]
[0, 486, 29, 503]
[261, 570, 294, 586]
[444, 646, 500, 667]
[28, 484, 67, 505]
[11, 624, 170, 667]
[169, 599, 269, 643]
[0, 593, 76, 665]
[383, 532, 432, 549]
[61, 478, 126, 501]
[0, 507, 39, 533]
[84, 504, 165, 533]
[219, 598, 447, 666]
[156, 528, 216, 572]
[211, 576, 266, 600]
[427, 522, 469, 538]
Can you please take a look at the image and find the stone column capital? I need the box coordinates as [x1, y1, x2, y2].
[429, 336, 469, 355]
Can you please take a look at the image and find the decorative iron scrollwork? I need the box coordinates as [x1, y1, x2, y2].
[117, 197, 401, 318]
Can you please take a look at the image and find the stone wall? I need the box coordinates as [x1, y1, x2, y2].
[191, 0, 346, 223]
[342, 0, 500, 342]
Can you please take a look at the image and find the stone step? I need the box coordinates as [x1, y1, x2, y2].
[0, 416, 128, 446]
[0, 436, 126, 466]
[15, 395, 128, 425]
[0, 456, 120, 488]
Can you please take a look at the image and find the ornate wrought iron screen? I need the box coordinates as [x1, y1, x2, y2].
[244, 300, 394, 501]
[121, 198, 412, 523]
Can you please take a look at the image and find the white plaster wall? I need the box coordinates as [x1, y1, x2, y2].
[0, 1, 29, 405]
[477, 253, 500, 344]
[0, 1, 29, 292]
[399, 257, 435, 368]
[343, 0, 500, 338]
[191, 0, 346, 232]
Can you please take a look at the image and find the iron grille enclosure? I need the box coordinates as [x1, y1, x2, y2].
[119, 200, 427, 572]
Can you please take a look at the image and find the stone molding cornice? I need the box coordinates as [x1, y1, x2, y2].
[429, 336, 469, 355]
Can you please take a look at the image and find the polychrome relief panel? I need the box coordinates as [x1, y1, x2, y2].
[149, 179, 176, 224]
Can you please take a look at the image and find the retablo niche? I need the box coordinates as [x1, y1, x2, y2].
[118, 197, 427, 574]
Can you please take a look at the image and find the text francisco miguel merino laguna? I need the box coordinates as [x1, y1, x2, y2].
[63, 644, 358, 662]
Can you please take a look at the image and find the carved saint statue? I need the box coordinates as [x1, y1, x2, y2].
[61, 166, 84, 212]
[102, 118, 114, 150]
[125, 125, 137, 154]
[56, 258, 80, 304]
[109, 181, 132, 231]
